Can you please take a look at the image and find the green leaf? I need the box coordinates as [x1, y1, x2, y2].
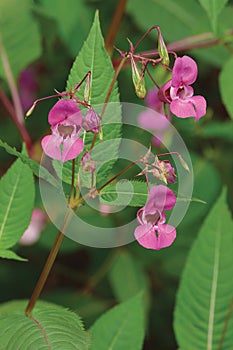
[0, 300, 90, 350]
[0, 249, 27, 261]
[66, 11, 121, 187]
[198, 0, 229, 33]
[0, 140, 59, 188]
[108, 250, 148, 302]
[174, 188, 233, 350]
[219, 58, 233, 120]
[200, 121, 233, 142]
[100, 180, 148, 207]
[0, 0, 41, 79]
[90, 293, 145, 350]
[39, 0, 94, 57]
[127, 0, 210, 42]
[0, 157, 35, 250]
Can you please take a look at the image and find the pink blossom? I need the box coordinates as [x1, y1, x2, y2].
[20, 209, 46, 246]
[41, 99, 84, 162]
[134, 185, 176, 250]
[138, 88, 171, 147]
[158, 56, 206, 121]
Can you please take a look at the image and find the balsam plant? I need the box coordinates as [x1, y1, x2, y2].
[0, 1, 232, 349]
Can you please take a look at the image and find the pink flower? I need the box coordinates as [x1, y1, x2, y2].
[41, 99, 84, 162]
[20, 209, 47, 246]
[138, 89, 171, 147]
[134, 185, 176, 250]
[158, 56, 206, 121]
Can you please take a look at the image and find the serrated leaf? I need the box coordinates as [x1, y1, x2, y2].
[108, 250, 148, 302]
[219, 58, 233, 120]
[198, 0, 228, 33]
[0, 249, 27, 261]
[0, 300, 90, 350]
[39, 0, 94, 57]
[100, 180, 148, 207]
[90, 293, 145, 350]
[0, 140, 59, 188]
[174, 188, 233, 350]
[0, 0, 41, 79]
[0, 157, 35, 250]
[66, 11, 122, 187]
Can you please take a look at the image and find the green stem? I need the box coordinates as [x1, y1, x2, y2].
[25, 210, 73, 316]
[90, 56, 128, 152]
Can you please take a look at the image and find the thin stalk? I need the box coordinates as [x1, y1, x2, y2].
[90, 56, 128, 152]
[25, 210, 73, 316]
[218, 298, 233, 350]
[105, 0, 128, 55]
[0, 87, 32, 151]
[0, 38, 25, 125]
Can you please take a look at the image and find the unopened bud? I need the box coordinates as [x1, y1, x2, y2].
[81, 151, 96, 173]
[82, 109, 100, 133]
[131, 56, 146, 99]
[158, 32, 170, 66]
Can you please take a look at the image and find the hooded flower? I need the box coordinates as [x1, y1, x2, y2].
[134, 185, 176, 250]
[158, 55, 206, 121]
[41, 99, 84, 162]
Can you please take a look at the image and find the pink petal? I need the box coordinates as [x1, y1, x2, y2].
[146, 88, 163, 112]
[20, 209, 46, 246]
[48, 99, 81, 126]
[138, 110, 170, 131]
[146, 185, 176, 213]
[134, 223, 176, 250]
[41, 134, 84, 162]
[170, 95, 206, 120]
[156, 223, 176, 249]
[61, 138, 84, 162]
[172, 56, 198, 86]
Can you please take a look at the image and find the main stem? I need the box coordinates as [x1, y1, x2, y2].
[25, 210, 72, 316]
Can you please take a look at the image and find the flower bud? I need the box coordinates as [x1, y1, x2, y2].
[131, 57, 146, 99]
[158, 32, 170, 66]
[81, 151, 96, 173]
[82, 109, 100, 133]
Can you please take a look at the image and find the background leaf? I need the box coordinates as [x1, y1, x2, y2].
[0, 157, 35, 251]
[90, 293, 145, 350]
[0, 140, 59, 188]
[174, 188, 233, 350]
[198, 0, 229, 33]
[100, 180, 148, 207]
[39, 0, 94, 57]
[219, 58, 233, 120]
[108, 250, 148, 302]
[0, 300, 90, 350]
[0, 0, 41, 79]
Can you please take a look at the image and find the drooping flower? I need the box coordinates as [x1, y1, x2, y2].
[158, 55, 206, 121]
[20, 208, 47, 246]
[41, 99, 84, 162]
[134, 185, 176, 250]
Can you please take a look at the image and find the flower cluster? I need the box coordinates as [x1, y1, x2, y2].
[134, 185, 176, 250]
